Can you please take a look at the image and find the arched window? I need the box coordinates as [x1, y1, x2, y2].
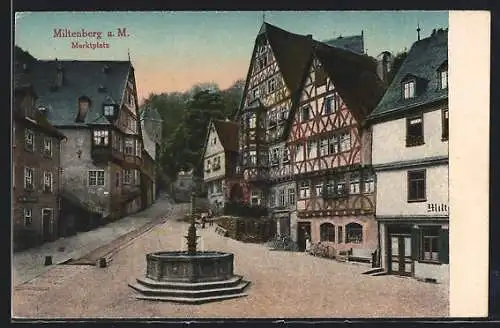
[320, 222, 335, 242]
[346, 222, 363, 244]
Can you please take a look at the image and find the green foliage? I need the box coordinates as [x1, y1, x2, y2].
[143, 79, 244, 181]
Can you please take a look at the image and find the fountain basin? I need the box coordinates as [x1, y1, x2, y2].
[145, 251, 234, 283]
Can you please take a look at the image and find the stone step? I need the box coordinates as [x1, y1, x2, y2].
[129, 280, 250, 299]
[136, 275, 243, 290]
[135, 292, 248, 304]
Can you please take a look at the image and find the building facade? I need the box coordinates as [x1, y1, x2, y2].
[202, 119, 239, 213]
[229, 22, 385, 249]
[13, 84, 65, 249]
[367, 28, 449, 283]
[25, 59, 150, 229]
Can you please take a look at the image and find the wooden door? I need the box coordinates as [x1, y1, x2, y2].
[279, 215, 291, 236]
[389, 234, 413, 276]
[297, 222, 311, 252]
[42, 209, 53, 242]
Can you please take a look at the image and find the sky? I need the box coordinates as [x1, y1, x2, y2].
[14, 11, 448, 103]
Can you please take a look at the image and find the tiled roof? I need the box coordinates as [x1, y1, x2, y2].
[322, 34, 364, 55]
[213, 119, 239, 152]
[313, 41, 387, 122]
[20, 60, 131, 127]
[369, 29, 448, 120]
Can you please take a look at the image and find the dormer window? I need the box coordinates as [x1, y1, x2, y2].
[76, 96, 91, 123]
[103, 104, 116, 117]
[438, 66, 448, 90]
[93, 130, 109, 146]
[403, 80, 416, 99]
[315, 63, 328, 87]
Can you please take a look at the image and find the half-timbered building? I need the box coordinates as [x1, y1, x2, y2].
[289, 41, 386, 253]
[367, 28, 449, 283]
[201, 119, 239, 213]
[25, 59, 150, 230]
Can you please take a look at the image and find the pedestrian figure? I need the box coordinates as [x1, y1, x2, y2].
[305, 232, 311, 253]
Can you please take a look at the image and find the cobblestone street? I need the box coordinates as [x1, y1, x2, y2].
[12, 193, 180, 287]
[12, 202, 449, 319]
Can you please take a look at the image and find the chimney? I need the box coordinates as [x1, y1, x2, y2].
[306, 34, 313, 39]
[431, 29, 437, 37]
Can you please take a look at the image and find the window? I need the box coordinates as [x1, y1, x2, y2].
[88, 170, 105, 186]
[338, 226, 343, 243]
[213, 137, 217, 145]
[350, 172, 360, 194]
[43, 138, 52, 156]
[270, 148, 279, 165]
[406, 115, 424, 147]
[268, 78, 277, 93]
[403, 80, 416, 99]
[93, 130, 109, 146]
[362, 171, 374, 193]
[339, 132, 351, 152]
[442, 109, 449, 141]
[438, 67, 448, 90]
[323, 178, 336, 196]
[319, 138, 329, 156]
[24, 129, 34, 151]
[279, 108, 287, 121]
[43, 171, 53, 193]
[24, 208, 32, 226]
[24, 167, 34, 190]
[249, 150, 257, 165]
[307, 140, 317, 159]
[124, 169, 132, 184]
[324, 95, 337, 114]
[421, 227, 440, 262]
[315, 183, 323, 197]
[337, 177, 347, 197]
[299, 180, 310, 199]
[252, 88, 260, 100]
[288, 188, 295, 205]
[346, 223, 363, 243]
[408, 169, 426, 202]
[103, 104, 115, 116]
[124, 138, 134, 154]
[295, 144, 303, 161]
[249, 113, 256, 129]
[279, 189, 286, 207]
[213, 157, 221, 170]
[301, 105, 310, 122]
[134, 170, 141, 185]
[282, 148, 289, 163]
[320, 223, 335, 242]
[328, 135, 338, 154]
[250, 191, 260, 205]
[206, 160, 211, 172]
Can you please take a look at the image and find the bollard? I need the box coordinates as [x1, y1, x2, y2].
[98, 257, 107, 268]
[44, 256, 52, 266]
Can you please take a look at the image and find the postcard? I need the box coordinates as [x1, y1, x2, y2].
[11, 10, 490, 319]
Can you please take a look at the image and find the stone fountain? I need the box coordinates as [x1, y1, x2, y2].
[129, 194, 250, 304]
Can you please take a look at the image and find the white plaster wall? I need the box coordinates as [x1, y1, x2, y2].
[376, 164, 449, 217]
[372, 109, 448, 165]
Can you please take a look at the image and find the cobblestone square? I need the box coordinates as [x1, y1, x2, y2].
[12, 209, 449, 319]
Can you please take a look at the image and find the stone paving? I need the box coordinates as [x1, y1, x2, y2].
[12, 193, 181, 287]
[12, 207, 449, 319]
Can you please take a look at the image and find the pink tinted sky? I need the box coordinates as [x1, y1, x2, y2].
[14, 11, 448, 103]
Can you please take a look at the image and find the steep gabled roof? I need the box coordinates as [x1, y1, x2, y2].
[322, 34, 364, 55]
[369, 28, 448, 121]
[200, 119, 239, 167]
[237, 23, 314, 116]
[313, 41, 387, 123]
[22, 60, 131, 127]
